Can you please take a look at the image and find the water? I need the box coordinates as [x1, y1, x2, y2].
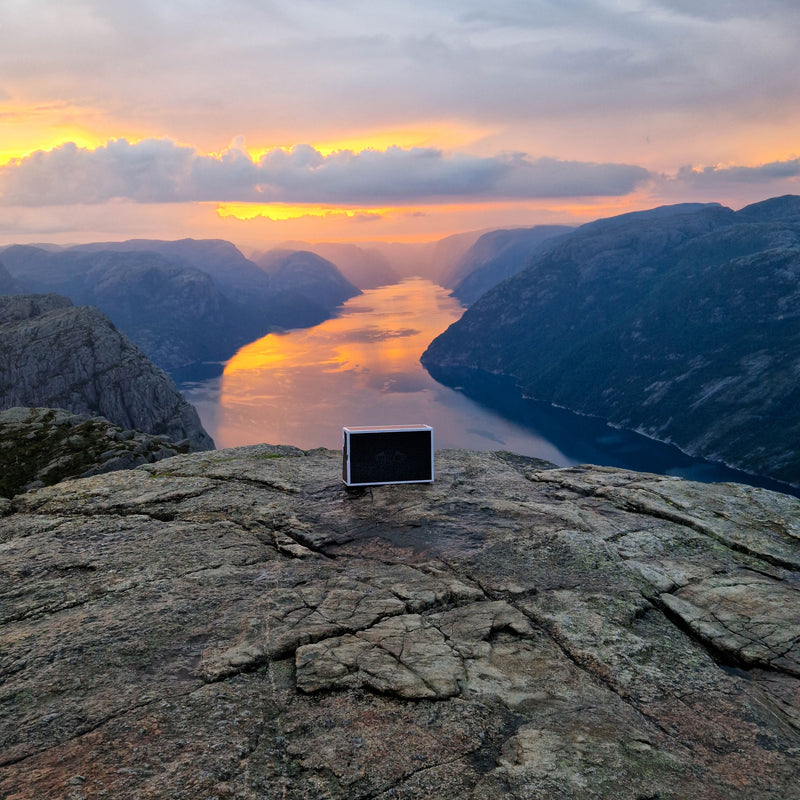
[179, 278, 798, 496]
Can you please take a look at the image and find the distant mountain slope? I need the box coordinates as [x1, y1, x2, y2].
[263, 231, 487, 288]
[251, 249, 361, 327]
[96, 240, 361, 320]
[422, 197, 800, 486]
[68, 238, 276, 304]
[0, 294, 214, 450]
[2, 238, 361, 369]
[443, 225, 573, 305]
[0, 261, 22, 294]
[0, 245, 250, 369]
[265, 242, 400, 289]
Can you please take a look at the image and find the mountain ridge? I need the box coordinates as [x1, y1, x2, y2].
[422, 196, 800, 486]
[1, 238, 360, 369]
[443, 224, 574, 305]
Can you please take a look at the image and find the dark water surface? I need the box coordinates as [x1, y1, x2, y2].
[179, 278, 798, 497]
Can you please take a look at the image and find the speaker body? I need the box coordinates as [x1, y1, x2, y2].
[342, 425, 434, 486]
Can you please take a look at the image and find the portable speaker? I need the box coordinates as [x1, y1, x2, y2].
[342, 425, 434, 486]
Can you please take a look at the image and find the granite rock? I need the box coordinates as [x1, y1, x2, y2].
[1, 446, 798, 799]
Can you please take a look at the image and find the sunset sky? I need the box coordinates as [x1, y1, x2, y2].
[2, 0, 800, 249]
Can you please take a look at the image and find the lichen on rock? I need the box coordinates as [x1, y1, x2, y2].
[0, 406, 192, 497]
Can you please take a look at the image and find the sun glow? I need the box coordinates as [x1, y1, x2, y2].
[224, 278, 461, 375]
[213, 197, 647, 246]
[0, 98, 128, 165]
[243, 122, 495, 161]
[0, 129, 110, 165]
[216, 203, 398, 222]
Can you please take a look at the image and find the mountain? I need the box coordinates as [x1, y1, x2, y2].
[267, 241, 400, 289]
[2, 446, 799, 798]
[0, 294, 214, 450]
[422, 197, 800, 487]
[441, 225, 573, 305]
[68, 238, 276, 305]
[1, 238, 361, 369]
[263, 231, 488, 288]
[251, 249, 361, 327]
[0, 245, 250, 369]
[428, 229, 489, 283]
[0, 261, 22, 294]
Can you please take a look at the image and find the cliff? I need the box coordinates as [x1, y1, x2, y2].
[0, 294, 214, 450]
[422, 197, 800, 486]
[1, 445, 798, 798]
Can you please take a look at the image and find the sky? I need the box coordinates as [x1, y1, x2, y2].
[1, 0, 800, 249]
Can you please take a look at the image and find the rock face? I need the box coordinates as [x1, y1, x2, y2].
[0, 406, 194, 497]
[0, 294, 214, 450]
[422, 197, 800, 486]
[1, 445, 798, 798]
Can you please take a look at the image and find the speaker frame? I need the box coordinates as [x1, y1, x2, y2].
[342, 424, 434, 486]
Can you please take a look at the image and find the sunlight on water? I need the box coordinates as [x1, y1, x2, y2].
[186, 278, 571, 461]
[179, 278, 799, 496]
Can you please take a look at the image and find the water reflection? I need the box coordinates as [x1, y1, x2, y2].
[185, 278, 570, 462]
[181, 279, 799, 496]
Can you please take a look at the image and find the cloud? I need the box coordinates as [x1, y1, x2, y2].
[3, 0, 800, 155]
[0, 138, 652, 207]
[0, 140, 197, 204]
[675, 159, 800, 187]
[651, 0, 800, 21]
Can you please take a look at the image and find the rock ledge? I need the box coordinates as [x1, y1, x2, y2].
[1, 446, 799, 799]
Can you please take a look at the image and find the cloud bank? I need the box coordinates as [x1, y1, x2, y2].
[676, 159, 800, 187]
[4, 1, 800, 159]
[0, 139, 652, 206]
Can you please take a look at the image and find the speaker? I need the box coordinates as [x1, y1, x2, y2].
[342, 425, 434, 486]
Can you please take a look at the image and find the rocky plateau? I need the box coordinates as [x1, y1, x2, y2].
[1, 445, 799, 798]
